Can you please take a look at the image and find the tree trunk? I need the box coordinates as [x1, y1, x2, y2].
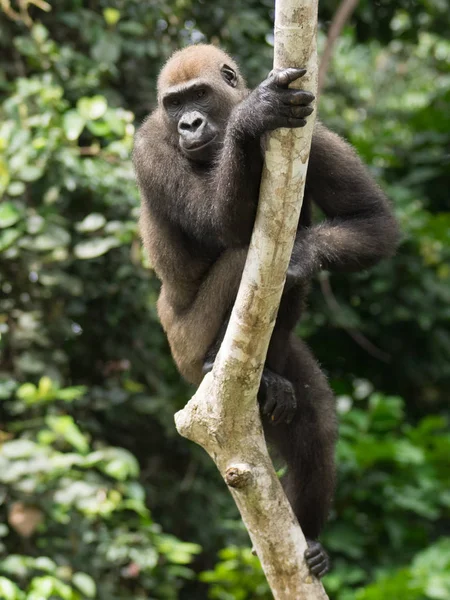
[175, 1, 329, 597]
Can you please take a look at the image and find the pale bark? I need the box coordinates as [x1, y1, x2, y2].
[175, 1, 329, 598]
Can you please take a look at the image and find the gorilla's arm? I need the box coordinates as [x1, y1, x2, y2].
[288, 123, 400, 281]
[157, 248, 247, 385]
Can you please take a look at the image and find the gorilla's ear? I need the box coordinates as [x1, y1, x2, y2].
[221, 64, 237, 88]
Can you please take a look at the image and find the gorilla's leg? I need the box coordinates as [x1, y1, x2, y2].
[264, 335, 337, 577]
[203, 319, 297, 425]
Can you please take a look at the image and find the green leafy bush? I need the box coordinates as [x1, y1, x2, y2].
[0, 377, 200, 599]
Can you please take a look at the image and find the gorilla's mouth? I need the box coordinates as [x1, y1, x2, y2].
[184, 135, 217, 152]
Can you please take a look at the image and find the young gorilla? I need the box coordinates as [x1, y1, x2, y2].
[133, 45, 399, 577]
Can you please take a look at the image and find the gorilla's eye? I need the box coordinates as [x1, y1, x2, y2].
[196, 89, 206, 99]
[170, 97, 181, 107]
[221, 64, 237, 88]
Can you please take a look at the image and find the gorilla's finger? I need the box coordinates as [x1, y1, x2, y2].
[290, 105, 314, 119]
[281, 90, 315, 106]
[271, 68, 307, 87]
[279, 68, 308, 86]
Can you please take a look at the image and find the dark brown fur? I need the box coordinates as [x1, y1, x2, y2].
[133, 44, 399, 547]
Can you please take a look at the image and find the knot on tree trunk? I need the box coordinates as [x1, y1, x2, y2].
[225, 463, 253, 488]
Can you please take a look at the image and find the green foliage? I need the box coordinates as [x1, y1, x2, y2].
[0, 377, 200, 599]
[200, 547, 270, 600]
[0, 1, 448, 599]
[355, 539, 450, 600]
[325, 388, 450, 599]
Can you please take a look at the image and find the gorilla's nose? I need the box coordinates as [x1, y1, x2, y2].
[178, 111, 205, 135]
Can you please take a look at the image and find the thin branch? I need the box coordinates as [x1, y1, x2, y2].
[0, 0, 51, 28]
[319, 273, 390, 362]
[318, 0, 359, 93]
[318, 0, 387, 362]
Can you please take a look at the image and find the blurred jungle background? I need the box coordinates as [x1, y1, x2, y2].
[0, 1, 449, 598]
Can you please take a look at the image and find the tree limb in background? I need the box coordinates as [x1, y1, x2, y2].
[319, 273, 391, 363]
[175, 0, 329, 597]
[0, 0, 51, 27]
[318, 0, 359, 93]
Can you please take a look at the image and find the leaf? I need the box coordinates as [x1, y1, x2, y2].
[33, 557, 57, 572]
[103, 8, 121, 26]
[77, 96, 108, 120]
[0, 556, 31, 578]
[16, 351, 46, 374]
[39, 271, 83, 294]
[91, 32, 121, 64]
[0, 159, 10, 196]
[29, 576, 73, 599]
[46, 415, 90, 454]
[0, 577, 22, 600]
[394, 440, 425, 465]
[75, 213, 106, 232]
[20, 165, 44, 182]
[104, 109, 126, 136]
[161, 539, 202, 564]
[31, 23, 49, 44]
[88, 447, 139, 480]
[20, 224, 70, 251]
[56, 386, 87, 402]
[72, 572, 96, 598]
[74, 237, 120, 259]
[63, 110, 85, 141]
[26, 214, 44, 234]
[9, 130, 31, 156]
[132, 547, 158, 569]
[368, 393, 404, 430]
[0, 378, 17, 400]
[0, 228, 21, 251]
[1, 440, 37, 458]
[0, 202, 22, 228]
[86, 120, 112, 136]
[38, 376, 53, 398]
[16, 382, 38, 402]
